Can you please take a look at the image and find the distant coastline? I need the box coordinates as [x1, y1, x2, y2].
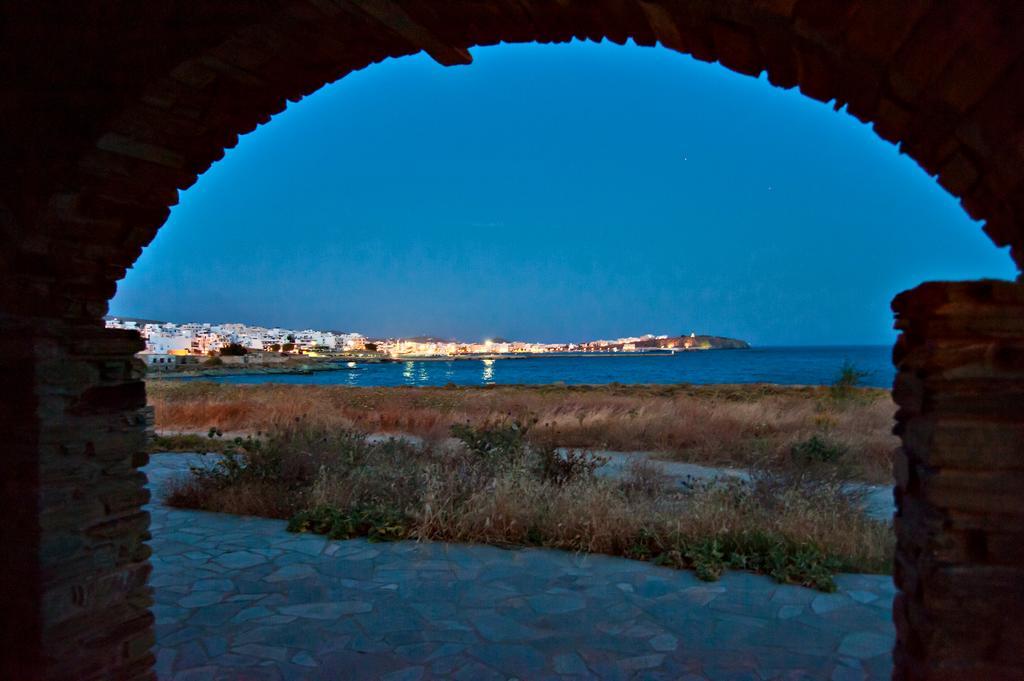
[154, 346, 893, 389]
[155, 346, 751, 379]
[386, 347, 749, 362]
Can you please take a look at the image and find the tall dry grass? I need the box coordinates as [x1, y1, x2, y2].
[165, 423, 893, 590]
[149, 381, 897, 483]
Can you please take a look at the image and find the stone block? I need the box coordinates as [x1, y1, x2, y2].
[923, 463, 1024, 516]
[937, 150, 979, 197]
[711, 21, 763, 76]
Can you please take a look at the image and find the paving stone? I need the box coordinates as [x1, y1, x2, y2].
[160, 626, 204, 647]
[467, 610, 547, 642]
[847, 591, 878, 605]
[838, 632, 893, 659]
[290, 651, 316, 668]
[333, 547, 381, 561]
[861, 651, 893, 679]
[392, 641, 438, 661]
[230, 644, 289, 663]
[278, 601, 372, 619]
[273, 536, 328, 557]
[678, 585, 726, 606]
[778, 604, 804, 619]
[273, 661, 315, 681]
[649, 633, 678, 651]
[155, 647, 177, 679]
[254, 615, 297, 625]
[353, 607, 424, 634]
[811, 593, 851, 615]
[187, 603, 246, 627]
[175, 639, 209, 670]
[554, 651, 590, 675]
[771, 585, 819, 605]
[214, 551, 268, 570]
[201, 636, 228, 658]
[348, 635, 393, 654]
[619, 622, 665, 639]
[635, 578, 676, 599]
[525, 592, 586, 614]
[179, 592, 226, 608]
[452, 659, 504, 681]
[470, 643, 546, 676]
[193, 579, 236, 592]
[426, 643, 466, 660]
[172, 666, 218, 681]
[430, 654, 465, 675]
[410, 600, 457, 620]
[264, 564, 317, 582]
[380, 666, 425, 681]
[831, 665, 867, 681]
[745, 621, 841, 656]
[230, 606, 272, 624]
[620, 653, 665, 670]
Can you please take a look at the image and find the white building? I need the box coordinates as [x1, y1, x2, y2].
[145, 331, 191, 355]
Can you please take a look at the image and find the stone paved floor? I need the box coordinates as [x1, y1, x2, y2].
[148, 454, 895, 680]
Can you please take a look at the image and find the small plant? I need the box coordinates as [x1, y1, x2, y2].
[451, 420, 531, 465]
[189, 449, 249, 488]
[625, 528, 660, 561]
[621, 458, 670, 498]
[288, 505, 409, 542]
[831, 360, 870, 401]
[686, 538, 726, 581]
[791, 435, 847, 465]
[534, 446, 607, 486]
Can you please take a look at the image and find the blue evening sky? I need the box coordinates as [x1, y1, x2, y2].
[110, 41, 1017, 345]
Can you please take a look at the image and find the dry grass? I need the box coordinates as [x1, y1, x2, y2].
[149, 381, 897, 483]
[166, 423, 893, 591]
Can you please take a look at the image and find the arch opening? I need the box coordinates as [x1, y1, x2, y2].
[3, 4, 1024, 680]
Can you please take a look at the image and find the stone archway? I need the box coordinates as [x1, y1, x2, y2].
[2, 2, 1023, 679]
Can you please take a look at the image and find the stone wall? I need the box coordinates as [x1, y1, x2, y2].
[1, 321, 155, 680]
[892, 280, 1024, 681]
[2, 2, 1024, 679]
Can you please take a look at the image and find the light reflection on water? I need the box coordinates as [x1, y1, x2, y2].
[194, 347, 895, 389]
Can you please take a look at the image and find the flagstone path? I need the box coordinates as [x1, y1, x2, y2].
[148, 453, 895, 680]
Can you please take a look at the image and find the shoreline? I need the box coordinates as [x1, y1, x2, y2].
[151, 347, 750, 379]
[385, 348, 738, 361]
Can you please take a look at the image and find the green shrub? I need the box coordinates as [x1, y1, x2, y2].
[450, 420, 531, 465]
[287, 505, 410, 542]
[831, 360, 870, 401]
[533, 446, 607, 486]
[685, 538, 726, 581]
[451, 420, 606, 485]
[653, 532, 840, 591]
[791, 435, 847, 465]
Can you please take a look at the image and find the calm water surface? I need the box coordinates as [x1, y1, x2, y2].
[191, 346, 893, 389]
